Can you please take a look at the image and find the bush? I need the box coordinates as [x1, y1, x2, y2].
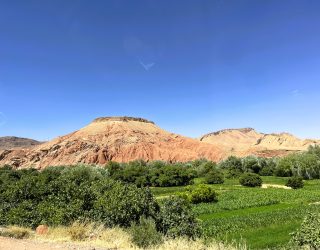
[286, 176, 304, 189]
[184, 185, 218, 204]
[157, 197, 200, 238]
[204, 170, 224, 184]
[291, 212, 320, 249]
[129, 217, 163, 248]
[67, 221, 88, 241]
[239, 173, 262, 187]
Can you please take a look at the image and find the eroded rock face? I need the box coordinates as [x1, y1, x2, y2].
[200, 128, 320, 157]
[2, 118, 318, 169]
[0, 117, 225, 169]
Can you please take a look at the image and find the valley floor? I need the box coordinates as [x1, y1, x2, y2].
[151, 176, 320, 249]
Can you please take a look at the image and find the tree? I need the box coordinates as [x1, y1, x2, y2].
[204, 170, 224, 184]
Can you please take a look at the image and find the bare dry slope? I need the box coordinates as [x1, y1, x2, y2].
[0, 136, 42, 150]
[0, 117, 225, 168]
[200, 128, 320, 157]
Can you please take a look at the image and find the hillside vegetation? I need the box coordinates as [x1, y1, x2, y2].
[1, 146, 320, 249]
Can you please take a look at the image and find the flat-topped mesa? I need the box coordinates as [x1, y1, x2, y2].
[92, 116, 155, 124]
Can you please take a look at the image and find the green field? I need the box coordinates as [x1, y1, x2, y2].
[151, 176, 320, 249]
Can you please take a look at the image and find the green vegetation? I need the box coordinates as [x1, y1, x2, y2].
[157, 196, 200, 238]
[0, 165, 199, 241]
[290, 212, 320, 249]
[182, 184, 218, 204]
[107, 160, 195, 187]
[153, 177, 320, 249]
[286, 176, 304, 189]
[205, 170, 225, 184]
[239, 173, 262, 187]
[129, 216, 163, 248]
[2, 146, 320, 249]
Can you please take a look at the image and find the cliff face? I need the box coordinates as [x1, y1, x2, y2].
[0, 117, 225, 169]
[200, 128, 320, 157]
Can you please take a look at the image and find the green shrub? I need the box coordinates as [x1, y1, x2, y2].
[185, 184, 218, 204]
[239, 173, 262, 187]
[157, 197, 200, 238]
[286, 176, 304, 189]
[204, 170, 224, 184]
[290, 212, 320, 249]
[129, 217, 163, 248]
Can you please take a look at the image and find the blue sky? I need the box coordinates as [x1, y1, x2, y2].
[0, 0, 320, 140]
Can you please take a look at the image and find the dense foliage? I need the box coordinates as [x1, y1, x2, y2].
[0, 165, 158, 228]
[0, 165, 200, 239]
[286, 176, 304, 189]
[183, 184, 218, 204]
[239, 173, 263, 187]
[157, 197, 201, 238]
[217, 146, 320, 180]
[204, 170, 224, 184]
[275, 146, 320, 179]
[291, 212, 320, 249]
[107, 160, 195, 187]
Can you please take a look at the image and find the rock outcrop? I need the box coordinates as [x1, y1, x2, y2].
[0, 117, 225, 169]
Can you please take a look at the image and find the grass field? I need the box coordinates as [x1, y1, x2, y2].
[151, 176, 320, 249]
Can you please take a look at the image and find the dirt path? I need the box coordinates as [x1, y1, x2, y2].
[0, 236, 109, 250]
[261, 184, 291, 189]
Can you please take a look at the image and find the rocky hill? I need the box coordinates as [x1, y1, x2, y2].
[0, 117, 225, 168]
[200, 128, 320, 157]
[0, 136, 42, 150]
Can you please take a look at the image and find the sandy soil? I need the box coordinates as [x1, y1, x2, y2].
[261, 184, 291, 189]
[0, 236, 109, 250]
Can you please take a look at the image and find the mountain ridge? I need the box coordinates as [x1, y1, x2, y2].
[0, 136, 42, 150]
[0, 117, 225, 168]
[0, 118, 319, 168]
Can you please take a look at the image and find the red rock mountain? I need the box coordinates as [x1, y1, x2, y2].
[0, 117, 225, 169]
[200, 128, 320, 157]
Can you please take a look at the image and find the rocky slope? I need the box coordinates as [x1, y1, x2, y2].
[0, 136, 42, 150]
[200, 128, 320, 157]
[0, 117, 225, 169]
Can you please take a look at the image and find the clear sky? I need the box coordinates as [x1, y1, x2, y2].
[0, 0, 320, 141]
